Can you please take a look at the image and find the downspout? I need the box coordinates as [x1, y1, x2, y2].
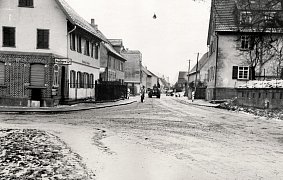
[214, 33, 219, 100]
[67, 25, 77, 99]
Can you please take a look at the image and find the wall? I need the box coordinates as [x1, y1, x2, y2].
[236, 88, 283, 109]
[0, 0, 67, 57]
[122, 51, 141, 84]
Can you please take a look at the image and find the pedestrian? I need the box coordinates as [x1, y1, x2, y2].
[127, 88, 130, 99]
[140, 86, 145, 103]
[192, 90, 195, 102]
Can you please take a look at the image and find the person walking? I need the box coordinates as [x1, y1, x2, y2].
[140, 86, 145, 103]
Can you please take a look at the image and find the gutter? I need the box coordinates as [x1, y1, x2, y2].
[214, 33, 219, 100]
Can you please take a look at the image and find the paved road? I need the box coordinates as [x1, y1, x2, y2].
[0, 96, 283, 179]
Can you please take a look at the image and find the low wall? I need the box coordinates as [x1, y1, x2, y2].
[206, 88, 237, 101]
[236, 88, 283, 109]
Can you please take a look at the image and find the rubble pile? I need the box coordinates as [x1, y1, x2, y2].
[0, 129, 95, 180]
[219, 101, 283, 120]
[238, 80, 283, 88]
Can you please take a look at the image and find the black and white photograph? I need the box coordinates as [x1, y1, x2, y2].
[0, 0, 283, 179]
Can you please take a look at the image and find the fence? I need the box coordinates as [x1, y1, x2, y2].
[236, 88, 283, 109]
[95, 81, 127, 101]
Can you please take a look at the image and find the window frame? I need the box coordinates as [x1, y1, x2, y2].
[70, 70, 76, 88]
[70, 33, 76, 51]
[37, 29, 49, 49]
[18, 0, 34, 8]
[3, 26, 16, 47]
[0, 62, 5, 85]
[240, 11, 252, 25]
[238, 66, 249, 80]
[240, 35, 251, 50]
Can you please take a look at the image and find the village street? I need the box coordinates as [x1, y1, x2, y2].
[0, 96, 283, 180]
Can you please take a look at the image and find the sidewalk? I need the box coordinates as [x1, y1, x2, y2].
[173, 97, 221, 108]
[0, 97, 137, 113]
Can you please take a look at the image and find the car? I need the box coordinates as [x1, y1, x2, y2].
[148, 86, 161, 98]
[166, 90, 174, 96]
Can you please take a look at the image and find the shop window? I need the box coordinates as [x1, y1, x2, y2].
[84, 73, 89, 88]
[77, 71, 82, 88]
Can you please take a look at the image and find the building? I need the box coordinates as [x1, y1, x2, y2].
[206, 0, 283, 100]
[141, 66, 159, 91]
[100, 42, 126, 83]
[0, 0, 106, 107]
[176, 71, 188, 92]
[121, 49, 142, 95]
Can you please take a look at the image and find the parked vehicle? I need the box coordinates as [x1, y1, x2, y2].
[166, 90, 174, 96]
[148, 86, 161, 98]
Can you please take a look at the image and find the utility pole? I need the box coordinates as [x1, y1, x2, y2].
[194, 53, 199, 100]
[187, 60, 191, 100]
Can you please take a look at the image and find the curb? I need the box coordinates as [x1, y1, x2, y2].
[174, 98, 220, 108]
[0, 100, 137, 114]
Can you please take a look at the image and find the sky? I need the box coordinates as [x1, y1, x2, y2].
[65, 0, 211, 84]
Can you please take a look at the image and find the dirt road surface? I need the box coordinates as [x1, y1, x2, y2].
[0, 96, 282, 179]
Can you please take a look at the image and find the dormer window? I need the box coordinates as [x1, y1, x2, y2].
[240, 11, 252, 25]
[19, 0, 33, 7]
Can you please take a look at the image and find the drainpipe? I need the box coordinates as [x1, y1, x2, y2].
[214, 33, 219, 100]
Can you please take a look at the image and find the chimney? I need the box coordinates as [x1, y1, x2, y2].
[91, 19, 95, 27]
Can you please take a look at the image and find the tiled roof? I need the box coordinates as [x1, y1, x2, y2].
[213, 0, 238, 32]
[122, 49, 141, 54]
[141, 66, 152, 76]
[55, 0, 107, 42]
[103, 43, 126, 61]
[211, 0, 283, 32]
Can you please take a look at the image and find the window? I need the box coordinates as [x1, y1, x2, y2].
[70, 33, 76, 51]
[84, 73, 89, 88]
[238, 67, 249, 79]
[37, 29, 49, 49]
[240, 11, 252, 24]
[77, 36, 82, 53]
[84, 41, 90, 56]
[0, 62, 5, 84]
[232, 66, 249, 80]
[53, 65, 59, 87]
[95, 44, 99, 59]
[240, 35, 250, 50]
[90, 74, 94, 88]
[3, 27, 15, 47]
[91, 43, 94, 58]
[77, 72, 82, 88]
[70, 70, 76, 88]
[19, 0, 33, 7]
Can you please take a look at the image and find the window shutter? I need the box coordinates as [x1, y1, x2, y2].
[232, 66, 238, 79]
[30, 64, 45, 86]
[249, 67, 255, 80]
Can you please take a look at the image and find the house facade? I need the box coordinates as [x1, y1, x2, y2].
[100, 42, 126, 83]
[0, 0, 105, 107]
[122, 49, 142, 95]
[206, 0, 283, 100]
[141, 66, 159, 91]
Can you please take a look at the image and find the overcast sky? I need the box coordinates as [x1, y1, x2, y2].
[65, 0, 211, 84]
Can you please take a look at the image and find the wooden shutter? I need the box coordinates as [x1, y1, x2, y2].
[249, 67, 255, 80]
[0, 63, 5, 84]
[30, 64, 45, 86]
[232, 66, 238, 79]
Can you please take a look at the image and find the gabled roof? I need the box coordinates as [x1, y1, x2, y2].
[55, 0, 107, 42]
[190, 52, 209, 74]
[142, 66, 152, 76]
[102, 43, 127, 61]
